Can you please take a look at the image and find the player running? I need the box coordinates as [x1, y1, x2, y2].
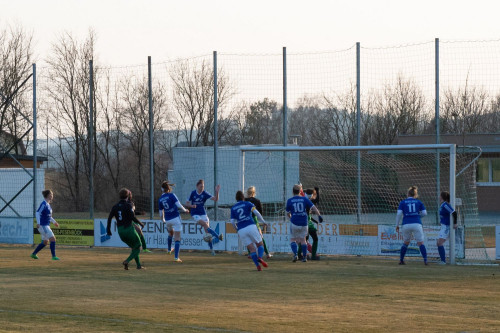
[436, 191, 457, 265]
[31, 189, 60, 260]
[286, 184, 322, 262]
[395, 186, 428, 265]
[107, 188, 145, 270]
[185, 179, 223, 256]
[231, 190, 268, 271]
[159, 181, 189, 262]
[127, 192, 151, 253]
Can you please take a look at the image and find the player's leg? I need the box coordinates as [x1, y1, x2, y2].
[32, 226, 49, 259]
[167, 228, 174, 254]
[399, 225, 412, 264]
[118, 225, 143, 269]
[171, 218, 183, 262]
[437, 224, 449, 264]
[289, 225, 299, 261]
[414, 225, 428, 265]
[246, 242, 261, 270]
[49, 235, 59, 260]
[134, 223, 150, 253]
[309, 227, 320, 260]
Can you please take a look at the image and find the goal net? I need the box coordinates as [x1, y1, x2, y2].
[237, 144, 493, 265]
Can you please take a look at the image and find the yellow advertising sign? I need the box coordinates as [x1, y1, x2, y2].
[33, 219, 94, 246]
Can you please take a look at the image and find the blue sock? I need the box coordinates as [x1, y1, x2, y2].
[400, 244, 408, 261]
[208, 240, 213, 250]
[50, 241, 56, 257]
[207, 227, 218, 238]
[438, 245, 446, 262]
[250, 252, 259, 267]
[257, 245, 264, 258]
[33, 243, 45, 254]
[174, 241, 180, 259]
[419, 244, 428, 262]
[291, 242, 298, 255]
[302, 244, 308, 258]
[167, 235, 173, 251]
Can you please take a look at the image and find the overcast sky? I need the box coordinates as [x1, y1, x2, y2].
[2, 0, 499, 66]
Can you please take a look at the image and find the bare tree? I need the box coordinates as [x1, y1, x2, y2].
[364, 74, 428, 145]
[0, 23, 34, 154]
[44, 30, 96, 211]
[169, 58, 233, 147]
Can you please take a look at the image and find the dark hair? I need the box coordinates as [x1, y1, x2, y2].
[305, 188, 315, 195]
[42, 189, 52, 198]
[293, 184, 302, 195]
[196, 179, 204, 186]
[119, 188, 130, 200]
[235, 190, 245, 201]
[408, 186, 418, 198]
[441, 191, 450, 202]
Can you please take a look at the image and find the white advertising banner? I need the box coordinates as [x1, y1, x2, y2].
[225, 221, 379, 255]
[379, 225, 465, 258]
[0, 217, 33, 244]
[94, 219, 225, 250]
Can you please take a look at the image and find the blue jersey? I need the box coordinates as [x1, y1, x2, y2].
[230, 201, 256, 230]
[36, 200, 53, 226]
[398, 198, 426, 225]
[158, 193, 181, 220]
[286, 196, 314, 226]
[187, 190, 213, 216]
[439, 202, 455, 226]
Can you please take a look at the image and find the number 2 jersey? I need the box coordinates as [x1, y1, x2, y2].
[230, 200, 257, 230]
[286, 195, 315, 226]
[398, 197, 426, 225]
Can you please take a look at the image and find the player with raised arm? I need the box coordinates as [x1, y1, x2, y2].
[245, 186, 272, 259]
[395, 186, 428, 265]
[437, 191, 458, 265]
[286, 184, 323, 262]
[159, 181, 188, 262]
[185, 179, 223, 256]
[231, 190, 268, 271]
[107, 188, 145, 270]
[31, 189, 60, 260]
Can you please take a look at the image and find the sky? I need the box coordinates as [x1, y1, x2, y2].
[2, 0, 500, 66]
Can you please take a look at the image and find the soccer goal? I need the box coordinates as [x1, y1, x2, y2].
[239, 144, 494, 265]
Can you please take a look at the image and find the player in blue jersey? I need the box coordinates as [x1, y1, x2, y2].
[185, 179, 223, 255]
[395, 186, 428, 265]
[31, 189, 60, 260]
[231, 190, 268, 271]
[436, 191, 458, 265]
[286, 184, 322, 262]
[159, 181, 188, 262]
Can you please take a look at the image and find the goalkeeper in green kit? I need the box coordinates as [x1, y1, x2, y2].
[300, 187, 322, 260]
[107, 188, 145, 270]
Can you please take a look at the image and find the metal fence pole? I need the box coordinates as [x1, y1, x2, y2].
[449, 144, 456, 265]
[435, 38, 440, 223]
[33, 63, 37, 217]
[148, 56, 154, 219]
[356, 42, 362, 224]
[89, 60, 94, 220]
[283, 47, 288, 202]
[213, 51, 218, 220]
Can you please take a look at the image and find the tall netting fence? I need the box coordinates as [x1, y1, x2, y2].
[17, 40, 499, 256]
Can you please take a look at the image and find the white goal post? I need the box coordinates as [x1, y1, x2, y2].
[240, 144, 459, 263]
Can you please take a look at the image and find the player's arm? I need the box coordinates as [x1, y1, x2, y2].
[35, 207, 42, 227]
[252, 207, 266, 225]
[230, 218, 238, 230]
[175, 201, 188, 213]
[210, 185, 221, 202]
[312, 205, 323, 222]
[452, 211, 458, 227]
[419, 209, 428, 217]
[106, 208, 115, 235]
[50, 217, 59, 228]
[395, 209, 403, 232]
[132, 215, 145, 228]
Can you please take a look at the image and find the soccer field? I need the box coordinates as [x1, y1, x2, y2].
[0, 246, 498, 332]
